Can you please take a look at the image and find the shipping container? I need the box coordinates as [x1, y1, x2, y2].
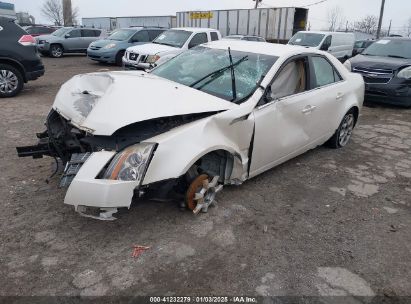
[176, 7, 308, 43]
[116, 16, 176, 29]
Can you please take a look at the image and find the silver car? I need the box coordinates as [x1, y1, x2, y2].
[37, 27, 107, 58]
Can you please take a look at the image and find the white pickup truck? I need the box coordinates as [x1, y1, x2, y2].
[122, 27, 221, 69]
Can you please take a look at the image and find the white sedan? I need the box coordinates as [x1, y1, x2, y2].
[17, 40, 364, 220]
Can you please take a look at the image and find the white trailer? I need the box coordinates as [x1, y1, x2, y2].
[82, 17, 117, 31]
[115, 16, 176, 29]
[176, 7, 308, 43]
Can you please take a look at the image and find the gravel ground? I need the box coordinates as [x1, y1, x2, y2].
[0, 55, 410, 300]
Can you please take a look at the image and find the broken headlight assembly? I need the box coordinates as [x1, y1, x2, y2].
[146, 55, 160, 64]
[103, 143, 156, 182]
[397, 66, 411, 79]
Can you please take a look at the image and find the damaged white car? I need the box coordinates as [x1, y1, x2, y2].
[17, 40, 364, 220]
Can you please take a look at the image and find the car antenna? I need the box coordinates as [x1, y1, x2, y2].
[228, 47, 237, 101]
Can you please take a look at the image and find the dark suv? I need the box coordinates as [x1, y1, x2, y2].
[0, 17, 45, 97]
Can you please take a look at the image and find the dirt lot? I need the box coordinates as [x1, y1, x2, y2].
[0, 55, 410, 300]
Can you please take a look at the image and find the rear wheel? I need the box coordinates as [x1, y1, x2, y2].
[0, 64, 24, 98]
[50, 44, 64, 58]
[115, 50, 125, 66]
[327, 110, 356, 149]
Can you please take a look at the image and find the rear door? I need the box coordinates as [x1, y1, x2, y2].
[307, 55, 347, 141]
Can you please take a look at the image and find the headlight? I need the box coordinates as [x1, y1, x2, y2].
[146, 55, 160, 63]
[104, 43, 117, 49]
[397, 66, 411, 79]
[103, 143, 156, 182]
[343, 60, 352, 71]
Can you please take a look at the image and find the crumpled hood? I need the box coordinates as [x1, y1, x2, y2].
[52, 71, 235, 136]
[351, 54, 411, 70]
[127, 43, 179, 56]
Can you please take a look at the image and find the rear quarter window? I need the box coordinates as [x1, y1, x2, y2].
[210, 32, 219, 41]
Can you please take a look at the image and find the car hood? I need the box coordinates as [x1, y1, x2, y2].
[127, 43, 180, 55]
[350, 54, 411, 70]
[52, 71, 236, 136]
[90, 39, 121, 47]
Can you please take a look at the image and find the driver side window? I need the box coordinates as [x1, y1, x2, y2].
[131, 30, 149, 43]
[68, 29, 81, 38]
[269, 58, 308, 101]
[321, 35, 332, 51]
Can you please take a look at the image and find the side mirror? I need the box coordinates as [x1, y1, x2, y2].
[64, 34, 70, 39]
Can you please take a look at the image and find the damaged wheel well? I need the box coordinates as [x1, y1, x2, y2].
[186, 149, 242, 184]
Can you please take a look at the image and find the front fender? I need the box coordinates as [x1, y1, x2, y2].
[142, 111, 255, 185]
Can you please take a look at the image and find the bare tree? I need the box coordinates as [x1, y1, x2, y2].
[327, 6, 343, 31]
[354, 15, 378, 34]
[40, 0, 79, 26]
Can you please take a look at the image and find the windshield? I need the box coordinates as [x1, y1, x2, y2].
[362, 39, 411, 59]
[152, 30, 192, 48]
[108, 29, 136, 41]
[151, 47, 278, 102]
[52, 28, 71, 37]
[289, 33, 325, 47]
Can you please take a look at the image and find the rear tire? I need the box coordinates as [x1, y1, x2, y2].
[115, 50, 125, 66]
[50, 44, 64, 58]
[327, 110, 356, 149]
[0, 64, 24, 98]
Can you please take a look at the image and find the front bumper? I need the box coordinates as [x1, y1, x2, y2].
[64, 151, 138, 209]
[87, 48, 116, 63]
[365, 82, 411, 107]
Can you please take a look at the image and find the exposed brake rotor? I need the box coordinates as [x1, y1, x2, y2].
[186, 174, 223, 215]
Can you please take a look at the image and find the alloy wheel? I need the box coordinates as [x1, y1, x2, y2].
[339, 113, 355, 147]
[0, 69, 19, 94]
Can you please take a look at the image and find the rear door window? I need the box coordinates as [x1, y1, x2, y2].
[310, 56, 342, 88]
[210, 32, 219, 41]
[81, 29, 97, 37]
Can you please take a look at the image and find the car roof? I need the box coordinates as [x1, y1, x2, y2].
[204, 40, 321, 57]
[170, 27, 218, 33]
[297, 31, 354, 36]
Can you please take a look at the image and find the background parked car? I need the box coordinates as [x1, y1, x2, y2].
[353, 40, 375, 56]
[123, 27, 221, 70]
[345, 37, 411, 107]
[36, 27, 107, 58]
[288, 31, 355, 61]
[0, 17, 44, 98]
[87, 27, 165, 66]
[24, 25, 58, 37]
[223, 35, 266, 42]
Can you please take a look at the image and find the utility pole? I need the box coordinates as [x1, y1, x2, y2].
[62, 0, 73, 26]
[376, 0, 386, 39]
[387, 19, 392, 36]
[253, 0, 262, 9]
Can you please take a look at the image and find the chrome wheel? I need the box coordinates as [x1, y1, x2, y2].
[0, 69, 19, 94]
[338, 113, 355, 147]
[51, 45, 63, 57]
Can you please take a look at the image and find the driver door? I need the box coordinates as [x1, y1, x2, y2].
[249, 56, 319, 177]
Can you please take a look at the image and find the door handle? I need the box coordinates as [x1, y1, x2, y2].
[336, 93, 344, 101]
[302, 105, 317, 114]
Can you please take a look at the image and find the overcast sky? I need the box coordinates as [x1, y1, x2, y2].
[9, 0, 411, 34]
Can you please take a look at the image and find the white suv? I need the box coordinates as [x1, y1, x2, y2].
[123, 27, 221, 69]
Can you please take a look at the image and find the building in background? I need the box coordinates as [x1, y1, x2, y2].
[16, 12, 35, 26]
[0, 1, 16, 19]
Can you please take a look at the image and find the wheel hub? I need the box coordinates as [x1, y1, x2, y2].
[186, 175, 223, 214]
[339, 114, 354, 147]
